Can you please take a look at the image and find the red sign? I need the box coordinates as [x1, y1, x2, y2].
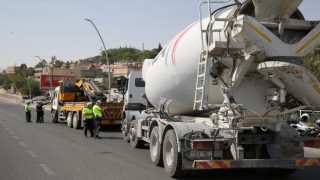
[40, 75, 76, 90]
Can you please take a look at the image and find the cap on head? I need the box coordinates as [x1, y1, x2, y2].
[26, 101, 30, 104]
[97, 100, 102, 104]
[87, 102, 92, 107]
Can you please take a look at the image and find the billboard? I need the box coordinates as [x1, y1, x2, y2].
[40, 75, 76, 90]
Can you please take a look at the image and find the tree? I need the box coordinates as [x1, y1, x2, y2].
[2, 74, 12, 90]
[304, 49, 320, 79]
[157, 43, 163, 53]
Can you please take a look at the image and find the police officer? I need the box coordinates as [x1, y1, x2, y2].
[93, 100, 103, 139]
[36, 101, 45, 123]
[25, 101, 31, 122]
[83, 102, 94, 138]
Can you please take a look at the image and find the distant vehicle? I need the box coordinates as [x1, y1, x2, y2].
[109, 88, 123, 103]
[51, 79, 123, 128]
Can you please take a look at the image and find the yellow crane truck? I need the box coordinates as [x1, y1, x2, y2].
[50, 79, 123, 129]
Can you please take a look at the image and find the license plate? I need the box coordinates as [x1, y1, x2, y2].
[190, 150, 222, 158]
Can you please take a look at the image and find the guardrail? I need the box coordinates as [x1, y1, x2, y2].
[0, 93, 24, 103]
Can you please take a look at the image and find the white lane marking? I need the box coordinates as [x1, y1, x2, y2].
[27, 150, 38, 158]
[13, 135, 20, 140]
[19, 141, 27, 147]
[8, 131, 15, 135]
[40, 164, 55, 176]
[5, 128, 11, 131]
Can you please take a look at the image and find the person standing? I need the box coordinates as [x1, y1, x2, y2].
[36, 101, 47, 123]
[93, 100, 103, 139]
[82, 102, 94, 138]
[25, 101, 31, 122]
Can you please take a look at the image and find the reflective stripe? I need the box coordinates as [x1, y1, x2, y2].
[196, 161, 231, 169]
[245, 22, 272, 43]
[296, 159, 320, 167]
[296, 32, 320, 55]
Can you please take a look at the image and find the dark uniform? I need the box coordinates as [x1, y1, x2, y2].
[36, 102, 44, 123]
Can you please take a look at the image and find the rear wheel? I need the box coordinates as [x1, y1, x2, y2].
[72, 113, 81, 129]
[122, 118, 130, 142]
[129, 120, 144, 148]
[67, 112, 73, 128]
[150, 126, 163, 166]
[163, 129, 185, 178]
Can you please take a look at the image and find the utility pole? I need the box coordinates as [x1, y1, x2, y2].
[85, 19, 111, 101]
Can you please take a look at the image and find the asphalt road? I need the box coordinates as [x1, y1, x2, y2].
[0, 99, 320, 180]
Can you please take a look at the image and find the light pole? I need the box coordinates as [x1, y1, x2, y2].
[85, 18, 111, 101]
[35, 56, 53, 98]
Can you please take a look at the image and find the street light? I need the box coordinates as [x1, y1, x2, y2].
[35, 56, 53, 98]
[85, 18, 111, 101]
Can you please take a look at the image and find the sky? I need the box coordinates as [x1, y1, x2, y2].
[0, 0, 319, 70]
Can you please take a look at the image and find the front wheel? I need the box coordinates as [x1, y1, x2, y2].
[150, 126, 163, 166]
[129, 120, 144, 148]
[163, 129, 185, 178]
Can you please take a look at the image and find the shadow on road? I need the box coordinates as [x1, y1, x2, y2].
[181, 169, 298, 180]
[100, 125, 121, 132]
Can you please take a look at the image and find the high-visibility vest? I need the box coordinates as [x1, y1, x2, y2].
[93, 105, 102, 117]
[25, 104, 31, 112]
[83, 108, 93, 119]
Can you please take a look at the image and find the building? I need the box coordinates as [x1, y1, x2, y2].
[34, 67, 45, 81]
[101, 62, 142, 77]
[34, 60, 82, 81]
[6, 66, 21, 74]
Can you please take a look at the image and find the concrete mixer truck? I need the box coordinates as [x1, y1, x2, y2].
[121, 0, 320, 178]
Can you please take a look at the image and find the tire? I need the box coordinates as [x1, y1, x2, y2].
[51, 110, 58, 123]
[129, 120, 144, 148]
[150, 126, 163, 166]
[67, 112, 73, 128]
[163, 129, 186, 178]
[72, 113, 81, 129]
[122, 118, 130, 142]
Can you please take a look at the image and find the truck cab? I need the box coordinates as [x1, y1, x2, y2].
[121, 71, 147, 141]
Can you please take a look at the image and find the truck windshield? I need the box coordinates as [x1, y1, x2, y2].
[135, 78, 145, 87]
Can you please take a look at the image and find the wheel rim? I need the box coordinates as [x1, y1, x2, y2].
[67, 113, 72, 127]
[73, 114, 78, 127]
[151, 133, 158, 158]
[165, 139, 174, 166]
[122, 119, 127, 136]
[130, 126, 136, 142]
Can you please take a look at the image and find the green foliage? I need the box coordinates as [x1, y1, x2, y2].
[2, 74, 12, 90]
[98, 47, 160, 64]
[304, 49, 320, 80]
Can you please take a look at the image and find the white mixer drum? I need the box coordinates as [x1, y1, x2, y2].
[143, 6, 236, 115]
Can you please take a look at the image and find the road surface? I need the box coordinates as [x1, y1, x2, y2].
[0, 99, 319, 180]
